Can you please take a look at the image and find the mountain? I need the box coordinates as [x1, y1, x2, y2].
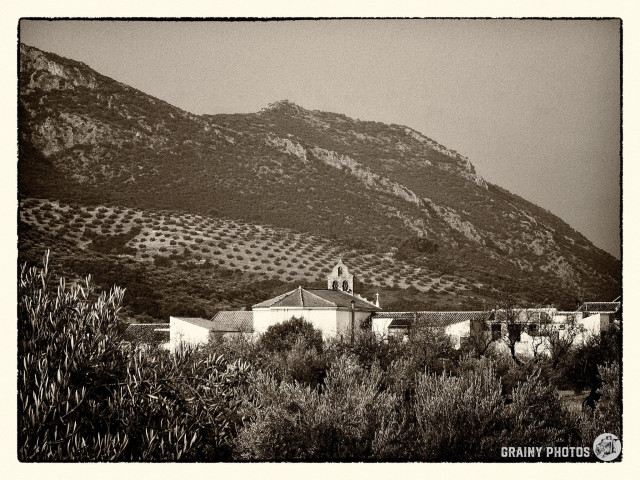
[18, 43, 621, 318]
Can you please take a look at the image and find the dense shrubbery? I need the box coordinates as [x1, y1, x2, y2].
[19, 255, 621, 461]
[203, 318, 621, 461]
[235, 358, 405, 460]
[19, 253, 250, 461]
[395, 236, 439, 262]
[260, 316, 323, 353]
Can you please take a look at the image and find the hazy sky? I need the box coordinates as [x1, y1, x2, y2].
[19, 19, 621, 258]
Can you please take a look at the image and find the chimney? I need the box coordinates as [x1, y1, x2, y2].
[375, 293, 380, 308]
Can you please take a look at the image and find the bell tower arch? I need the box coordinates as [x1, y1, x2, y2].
[327, 259, 355, 293]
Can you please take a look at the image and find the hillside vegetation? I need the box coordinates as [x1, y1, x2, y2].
[19, 198, 501, 322]
[18, 43, 621, 315]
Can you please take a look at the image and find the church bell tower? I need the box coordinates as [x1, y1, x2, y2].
[327, 260, 355, 294]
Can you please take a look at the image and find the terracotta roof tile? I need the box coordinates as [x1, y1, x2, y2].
[375, 311, 491, 329]
[253, 287, 380, 310]
[122, 323, 170, 344]
[252, 290, 294, 308]
[211, 311, 254, 332]
[579, 302, 621, 313]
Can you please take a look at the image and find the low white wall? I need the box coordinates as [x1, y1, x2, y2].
[253, 308, 373, 339]
[445, 321, 471, 349]
[372, 317, 393, 339]
[169, 316, 211, 352]
[253, 308, 338, 338]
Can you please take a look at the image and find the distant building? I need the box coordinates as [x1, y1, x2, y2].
[169, 317, 216, 352]
[370, 311, 491, 348]
[369, 300, 620, 355]
[121, 323, 170, 350]
[168, 260, 380, 349]
[469, 301, 621, 357]
[169, 312, 254, 352]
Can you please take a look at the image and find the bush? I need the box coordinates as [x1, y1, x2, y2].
[412, 361, 505, 460]
[260, 317, 323, 353]
[412, 359, 573, 461]
[18, 252, 250, 461]
[559, 330, 621, 393]
[234, 357, 404, 460]
[260, 339, 328, 388]
[576, 362, 621, 443]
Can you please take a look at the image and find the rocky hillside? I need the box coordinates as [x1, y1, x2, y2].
[18, 43, 621, 312]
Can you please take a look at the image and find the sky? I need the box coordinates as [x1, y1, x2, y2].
[19, 19, 621, 258]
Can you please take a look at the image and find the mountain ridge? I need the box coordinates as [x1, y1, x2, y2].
[18, 43, 621, 313]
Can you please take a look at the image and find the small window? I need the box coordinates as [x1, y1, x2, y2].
[337, 266, 343, 276]
[342, 280, 349, 291]
[528, 323, 538, 335]
[332, 280, 339, 290]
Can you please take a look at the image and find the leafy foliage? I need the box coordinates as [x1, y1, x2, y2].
[260, 316, 324, 353]
[235, 357, 405, 460]
[18, 252, 249, 461]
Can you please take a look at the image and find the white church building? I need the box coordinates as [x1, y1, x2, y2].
[252, 260, 380, 339]
[169, 260, 380, 350]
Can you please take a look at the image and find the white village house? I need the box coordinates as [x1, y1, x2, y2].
[371, 311, 492, 348]
[170, 311, 253, 352]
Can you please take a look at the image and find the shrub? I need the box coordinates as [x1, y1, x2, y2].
[413, 362, 505, 460]
[153, 256, 172, 267]
[576, 362, 621, 442]
[235, 357, 404, 460]
[18, 252, 250, 461]
[260, 317, 323, 354]
[260, 339, 329, 388]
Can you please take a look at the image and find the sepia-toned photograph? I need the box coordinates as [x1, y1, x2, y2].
[17, 18, 621, 462]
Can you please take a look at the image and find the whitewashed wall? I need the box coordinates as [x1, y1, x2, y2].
[253, 308, 372, 339]
[336, 310, 371, 339]
[372, 317, 394, 339]
[445, 320, 471, 349]
[253, 308, 338, 338]
[169, 316, 212, 352]
[575, 313, 609, 344]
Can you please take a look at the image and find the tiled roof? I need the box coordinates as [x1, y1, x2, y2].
[374, 312, 416, 319]
[251, 290, 293, 308]
[122, 323, 170, 344]
[172, 317, 216, 330]
[375, 311, 491, 329]
[211, 311, 254, 332]
[578, 302, 621, 313]
[253, 287, 380, 310]
[416, 311, 492, 328]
